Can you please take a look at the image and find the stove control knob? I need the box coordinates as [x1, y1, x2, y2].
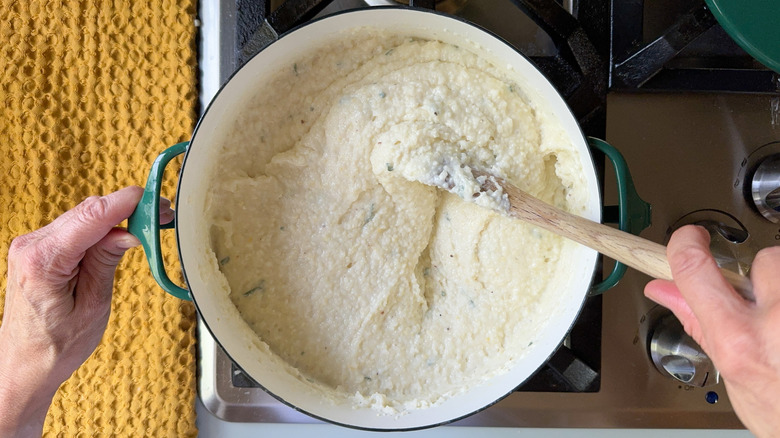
[751, 155, 780, 223]
[649, 314, 720, 387]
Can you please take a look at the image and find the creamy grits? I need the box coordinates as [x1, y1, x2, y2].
[205, 28, 588, 413]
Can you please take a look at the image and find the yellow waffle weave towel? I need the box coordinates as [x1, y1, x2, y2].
[0, 0, 199, 436]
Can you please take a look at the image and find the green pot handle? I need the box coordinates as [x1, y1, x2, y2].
[125, 138, 646, 298]
[587, 137, 652, 295]
[127, 141, 191, 301]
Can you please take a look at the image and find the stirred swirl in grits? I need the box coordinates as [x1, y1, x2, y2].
[205, 28, 587, 414]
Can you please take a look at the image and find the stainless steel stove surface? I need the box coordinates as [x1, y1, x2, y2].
[197, 0, 779, 428]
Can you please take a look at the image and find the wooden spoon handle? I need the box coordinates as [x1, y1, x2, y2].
[499, 181, 755, 301]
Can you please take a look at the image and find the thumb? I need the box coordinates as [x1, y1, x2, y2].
[73, 228, 140, 312]
[645, 278, 706, 348]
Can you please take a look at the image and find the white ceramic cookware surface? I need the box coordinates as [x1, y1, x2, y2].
[176, 8, 600, 430]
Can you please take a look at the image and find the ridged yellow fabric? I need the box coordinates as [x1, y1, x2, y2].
[0, 0, 199, 436]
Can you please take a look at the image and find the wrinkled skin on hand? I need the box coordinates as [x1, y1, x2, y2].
[0, 187, 173, 438]
[645, 225, 780, 438]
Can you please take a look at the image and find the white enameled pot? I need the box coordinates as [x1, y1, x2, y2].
[128, 7, 633, 431]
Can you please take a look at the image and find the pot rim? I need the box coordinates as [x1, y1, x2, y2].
[177, 5, 600, 431]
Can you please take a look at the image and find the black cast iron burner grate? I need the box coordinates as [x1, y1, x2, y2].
[611, 0, 780, 92]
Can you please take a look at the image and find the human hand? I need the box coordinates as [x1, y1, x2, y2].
[0, 187, 174, 437]
[645, 225, 780, 438]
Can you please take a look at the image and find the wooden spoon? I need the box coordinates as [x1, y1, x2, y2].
[473, 170, 755, 302]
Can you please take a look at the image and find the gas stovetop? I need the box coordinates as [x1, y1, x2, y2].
[197, 0, 779, 428]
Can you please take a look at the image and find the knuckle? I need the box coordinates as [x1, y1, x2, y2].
[10, 243, 48, 291]
[16, 236, 78, 279]
[15, 238, 49, 271]
[669, 244, 713, 280]
[752, 246, 780, 270]
[8, 234, 33, 258]
[76, 196, 110, 224]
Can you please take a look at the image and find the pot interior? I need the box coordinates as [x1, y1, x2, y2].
[175, 7, 600, 430]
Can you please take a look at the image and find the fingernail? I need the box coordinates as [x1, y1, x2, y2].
[116, 234, 142, 250]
